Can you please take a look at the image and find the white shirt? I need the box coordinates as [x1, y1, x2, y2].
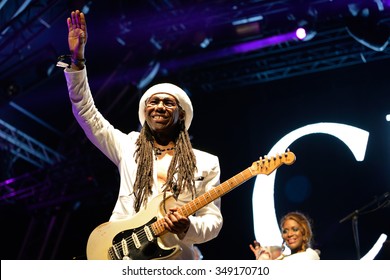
[278, 248, 320, 260]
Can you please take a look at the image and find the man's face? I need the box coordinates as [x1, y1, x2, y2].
[144, 93, 183, 134]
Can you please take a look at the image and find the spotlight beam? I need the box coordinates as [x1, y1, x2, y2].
[163, 31, 299, 70]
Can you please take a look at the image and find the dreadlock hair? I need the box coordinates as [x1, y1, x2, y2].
[133, 117, 197, 213]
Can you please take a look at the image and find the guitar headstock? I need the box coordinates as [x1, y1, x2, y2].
[250, 150, 296, 175]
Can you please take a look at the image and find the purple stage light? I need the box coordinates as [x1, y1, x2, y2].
[232, 31, 297, 53]
[0, 178, 16, 186]
[163, 30, 299, 70]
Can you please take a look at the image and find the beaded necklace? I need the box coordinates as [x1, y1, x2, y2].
[154, 146, 176, 159]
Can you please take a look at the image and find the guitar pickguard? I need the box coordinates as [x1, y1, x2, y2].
[109, 217, 176, 260]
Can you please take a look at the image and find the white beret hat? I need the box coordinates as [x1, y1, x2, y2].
[138, 83, 193, 130]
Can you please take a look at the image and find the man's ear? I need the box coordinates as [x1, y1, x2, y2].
[179, 109, 185, 121]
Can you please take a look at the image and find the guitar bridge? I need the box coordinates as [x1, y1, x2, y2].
[108, 246, 121, 260]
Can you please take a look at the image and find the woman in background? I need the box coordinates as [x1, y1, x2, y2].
[250, 211, 320, 260]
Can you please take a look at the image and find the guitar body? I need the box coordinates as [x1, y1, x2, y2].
[86, 194, 181, 260]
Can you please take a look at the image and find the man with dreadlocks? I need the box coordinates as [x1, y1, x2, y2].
[63, 10, 223, 260]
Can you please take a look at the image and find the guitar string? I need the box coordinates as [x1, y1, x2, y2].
[114, 218, 171, 256]
[112, 177, 226, 251]
[112, 225, 152, 253]
[110, 154, 290, 256]
[112, 217, 166, 252]
[113, 177, 241, 252]
[115, 191, 235, 254]
[114, 188, 245, 253]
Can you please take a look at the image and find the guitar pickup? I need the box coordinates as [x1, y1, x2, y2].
[144, 225, 154, 241]
[132, 232, 141, 248]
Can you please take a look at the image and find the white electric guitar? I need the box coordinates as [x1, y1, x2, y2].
[86, 150, 296, 260]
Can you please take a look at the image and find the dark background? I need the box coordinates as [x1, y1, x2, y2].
[1, 0, 389, 260]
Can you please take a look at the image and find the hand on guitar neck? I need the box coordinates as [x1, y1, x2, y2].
[163, 207, 190, 239]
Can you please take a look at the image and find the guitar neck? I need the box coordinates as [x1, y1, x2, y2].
[181, 167, 256, 216]
[150, 151, 295, 236]
[151, 167, 256, 236]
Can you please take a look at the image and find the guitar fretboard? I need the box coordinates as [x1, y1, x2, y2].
[150, 152, 294, 236]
